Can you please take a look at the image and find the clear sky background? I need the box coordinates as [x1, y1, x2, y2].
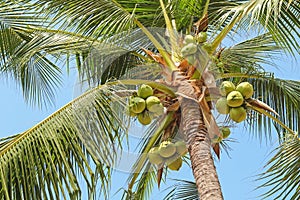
[0, 50, 298, 199]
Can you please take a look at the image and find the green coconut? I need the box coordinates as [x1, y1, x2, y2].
[158, 141, 176, 158]
[129, 110, 137, 117]
[146, 96, 164, 115]
[186, 55, 196, 64]
[202, 42, 213, 54]
[137, 84, 153, 99]
[197, 32, 207, 43]
[229, 106, 247, 123]
[236, 82, 254, 99]
[181, 43, 197, 56]
[217, 62, 224, 68]
[167, 157, 183, 171]
[129, 97, 146, 114]
[221, 127, 231, 139]
[148, 147, 163, 165]
[211, 135, 222, 144]
[226, 91, 244, 107]
[137, 111, 152, 125]
[174, 141, 188, 156]
[216, 98, 230, 114]
[219, 81, 235, 96]
[183, 35, 194, 44]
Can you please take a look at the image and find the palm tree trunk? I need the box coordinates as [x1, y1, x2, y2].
[178, 81, 223, 200]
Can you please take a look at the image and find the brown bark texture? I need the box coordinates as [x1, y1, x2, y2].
[178, 81, 223, 200]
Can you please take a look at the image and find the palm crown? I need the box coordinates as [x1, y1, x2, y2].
[0, 0, 299, 199]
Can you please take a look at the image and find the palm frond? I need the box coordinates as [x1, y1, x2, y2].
[220, 33, 281, 71]
[77, 28, 156, 86]
[251, 77, 300, 139]
[0, 83, 129, 199]
[33, 0, 164, 39]
[217, 0, 300, 53]
[163, 179, 198, 200]
[256, 132, 300, 200]
[0, 1, 64, 107]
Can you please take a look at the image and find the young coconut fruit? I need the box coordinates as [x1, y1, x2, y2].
[211, 135, 223, 144]
[158, 141, 176, 158]
[219, 81, 235, 96]
[137, 84, 153, 99]
[128, 109, 137, 117]
[216, 97, 230, 114]
[148, 147, 163, 165]
[181, 43, 197, 56]
[183, 35, 194, 44]
[229, 106, 247, 123]
[146, 96, 164, 115]
[137, 111, 152, 125]
[226, 91, 244, 107]
[167, 157, 183, 171]
[221, 127, 231, 139]
[236, 82, 254, 99]
[202, 42, 213, 54]
[174, 141, 188, 156]
[197, 32, 207, 43]
[186, 55, 196, 64]
[129, 97, 146, 114]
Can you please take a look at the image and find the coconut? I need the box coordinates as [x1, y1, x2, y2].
[211, 135, 222, 144]
[219, 81, 235, 96]
[217, 62, 224, 68]
[129, 110, 137, 117]
[186, 55, 196, 64]
[197, 32, 207, 43]
[148, 147, 163, 165]
[167, 157, 183, 171]
[183, 35, 194, 44]
[202, 42, 213, 54]
[146, 96, 163, 115]
[229, 106, 247, 123]
[158, 141, 176, 158]
[236, 82, 254, 99]
[216, 98, 230, 114]
[137, 84, 153, 99]
[137, 111, 152, 125]
[174, 141, 187, 156]
[221, 127, 231, 139]
[150, 103, 164, 116]
[181, 43, 197, 56]
[226, 91, 244, 107]
[129, 97, 146, 114]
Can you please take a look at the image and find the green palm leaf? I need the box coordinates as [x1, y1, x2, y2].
[256, 132, 300, 200]
[0, 83, 129, 199]
[250, 77, 300, 139]
[0, 1, 62, 107]
[220, 33, 281, 71]
[33, 0, 164, 38]
[163, 179, 198, 200]
[216, 0, 300, 53]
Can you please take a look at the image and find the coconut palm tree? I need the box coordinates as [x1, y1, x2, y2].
[0, 0, 299, 199]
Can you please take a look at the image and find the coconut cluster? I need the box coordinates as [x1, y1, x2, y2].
[148, 141, 187, 171]
[181, 33, 211, 64]
[216, 81, 254, 123]
[128, 84, 164, 125]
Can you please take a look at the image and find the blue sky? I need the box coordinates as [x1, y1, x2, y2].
[0, 51, 298, 199]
